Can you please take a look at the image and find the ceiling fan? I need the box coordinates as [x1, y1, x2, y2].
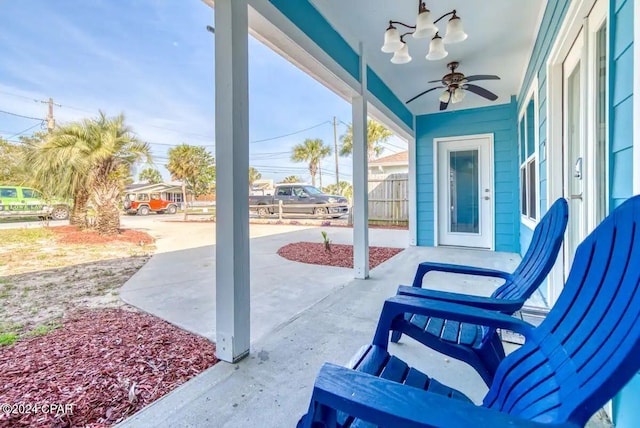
[406, 61, 500, 111]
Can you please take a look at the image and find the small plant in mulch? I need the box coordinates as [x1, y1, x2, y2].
[277, 242, 403, 269]
[0, 308, 217, 427]
[321, 231, 331, 252]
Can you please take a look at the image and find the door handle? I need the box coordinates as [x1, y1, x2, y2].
[569, 193, 583, 201]
[574, 157, 583, 179]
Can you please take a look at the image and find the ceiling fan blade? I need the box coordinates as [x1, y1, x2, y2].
[428, 79, 443, 83]
[464, 74, 501, 83]
[464, 83, 499, 101]
[406, 87, 442, 104]
[439, 91, 451, 111]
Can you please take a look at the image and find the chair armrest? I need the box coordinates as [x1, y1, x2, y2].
[304, 363, 577, 428]
[412, 261, 512, 288]
[397, 285, 523, 313]
[373, 295, 535, 347]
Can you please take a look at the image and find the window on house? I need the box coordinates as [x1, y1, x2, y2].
[519, 96, 537, 221]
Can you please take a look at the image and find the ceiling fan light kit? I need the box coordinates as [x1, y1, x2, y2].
[406, 61, 501, 110]
[381, 1, 467, 63]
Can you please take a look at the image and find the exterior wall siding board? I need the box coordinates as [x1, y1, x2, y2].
[416, 99, 519, 251]
[516, 0, 570, 256]
[518, 0, 571, 103]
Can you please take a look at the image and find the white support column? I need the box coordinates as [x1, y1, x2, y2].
[352, 42, 369, 279]
[408, 116, 418, 246]
[215, 0, 250, 363]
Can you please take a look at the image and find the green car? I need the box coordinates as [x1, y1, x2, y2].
[0, 186, 71, 220]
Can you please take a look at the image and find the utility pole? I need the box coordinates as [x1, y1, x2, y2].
[38, 97, 59, 132]
[333, 116, 340, 187]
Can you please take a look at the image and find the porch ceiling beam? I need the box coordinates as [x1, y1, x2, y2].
[353, 42, 369, 279]
[214, 0, 251, 363]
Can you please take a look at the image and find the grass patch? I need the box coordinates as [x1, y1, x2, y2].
[0, 322, 22, 346]
[0, 332, 19, 346]
[27, 322, 61, 337]
[0, 282, 16, 299]
[0, 227, 55, 245]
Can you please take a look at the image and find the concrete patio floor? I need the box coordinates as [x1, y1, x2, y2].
[117, 226, 607, 427]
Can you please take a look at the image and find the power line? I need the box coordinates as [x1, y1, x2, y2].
[249, 121, 331, 144]
[0, 89, 38, 102]
[0, 109, 44, 121]
[4, 123, 44, 140]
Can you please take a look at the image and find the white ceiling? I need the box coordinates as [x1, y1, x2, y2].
[309, 0, 545, 116]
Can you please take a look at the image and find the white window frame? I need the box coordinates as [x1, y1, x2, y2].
[519, 78, 540, 229]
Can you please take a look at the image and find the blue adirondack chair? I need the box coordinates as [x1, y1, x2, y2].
[299, 195, 640, 428]
[390, 198, 568, 386]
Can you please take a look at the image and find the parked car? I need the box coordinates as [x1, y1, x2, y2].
[0, 186, 71, 220]
[123, 192, 178, 215]
[249, 184, 349, 218]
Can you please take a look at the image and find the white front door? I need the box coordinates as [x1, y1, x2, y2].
[436, 135, 494, 249]
[563, 30, 586, 272]
[548, 0, 608, 302]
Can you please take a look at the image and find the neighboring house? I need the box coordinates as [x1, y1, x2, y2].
[126, 182, 216, 204]
[367, 151, 408, 176]
[251, 179, 274, 196]
[125, 182, 186, 204]
[209, 0, 640, 418]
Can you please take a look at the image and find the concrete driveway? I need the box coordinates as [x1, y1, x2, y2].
[120, 221, 408, 343]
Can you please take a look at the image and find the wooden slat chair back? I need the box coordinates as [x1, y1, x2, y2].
[484, 195, 640, 424]
[393, 198, 568, 385]
[299, 195, 640, 428]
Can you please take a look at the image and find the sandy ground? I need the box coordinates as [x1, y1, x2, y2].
[0, 218, 317, 338]
[0, 228, 153, 338]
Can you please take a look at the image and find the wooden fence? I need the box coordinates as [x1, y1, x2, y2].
[367, 173, 408, 223]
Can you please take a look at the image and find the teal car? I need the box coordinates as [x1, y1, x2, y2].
[0, 186, 70, 220]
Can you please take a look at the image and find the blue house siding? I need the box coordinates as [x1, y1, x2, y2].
[609, 0, 637, 425]
[416, 98, 520, 252]
[517, 0, 571, 256]
[268, 0, 414, 131]
[610, 0, 634, 209]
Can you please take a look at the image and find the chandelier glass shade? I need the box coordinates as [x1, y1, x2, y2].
[381, 2, 467, 64]
[391, 43, 412, 64]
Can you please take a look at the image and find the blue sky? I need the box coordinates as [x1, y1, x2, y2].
[0, 0, 407, 185]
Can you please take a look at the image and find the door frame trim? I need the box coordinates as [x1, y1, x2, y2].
[433, 133, 495, 250]
[546, 0, 608, 304]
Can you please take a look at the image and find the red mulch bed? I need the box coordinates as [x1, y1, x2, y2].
[277, 242, 403, 269]
[49, 226, 154, 246]
[0, 309, 217, 427]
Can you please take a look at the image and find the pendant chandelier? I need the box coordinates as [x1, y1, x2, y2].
[381, 1, 467, 64]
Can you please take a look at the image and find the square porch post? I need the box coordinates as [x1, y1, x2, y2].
[214, 0, 250, 363]
[352, 42, 369, 279]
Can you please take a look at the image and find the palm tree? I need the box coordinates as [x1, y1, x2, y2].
[167, 144, 217, 221]
[322, 181, 353, 202]
[339, 120, 392, 161]
[26, 126, 92, 227]
[280, 175, 302, 184]
[138, 167, 163, 184]
[291, 138, 331, 187]
[27, 112, 150, 234]
[248, 167, 262, 192]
